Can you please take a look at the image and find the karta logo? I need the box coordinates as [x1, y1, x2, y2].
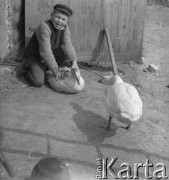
[96, 158, 168, 179]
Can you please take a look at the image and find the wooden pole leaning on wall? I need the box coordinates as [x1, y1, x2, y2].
[105, 27, 118, 75]
[0, 151, 16, 177]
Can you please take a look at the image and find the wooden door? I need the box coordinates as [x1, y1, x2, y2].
[25, 0, 147, 63]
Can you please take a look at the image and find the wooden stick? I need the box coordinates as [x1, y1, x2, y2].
[0, 151, 16, 177]
[105, 27, 118, 75]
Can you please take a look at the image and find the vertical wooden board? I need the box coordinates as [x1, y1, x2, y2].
[129, 0, 147, 61]
[25, 0, 52, 45]
[131, 0, 147, 61]
[37, 0, 53, 20]
[99, 0, 106, 52]
[103, 0, 119, 52]
[124, 0, 138, 61]
[117, 0, 127, 51]
[136, 0, 147, 45]
[99, 0, 110, 60]
[117, 0, 131, 61]
[123, 0, 133, 57]
[100, 0, 120, 63]
[52, 0, 69, 6]
[25, 0, 39, 39]
[83, 0, 101, 52]
[69, 0, 85, 53]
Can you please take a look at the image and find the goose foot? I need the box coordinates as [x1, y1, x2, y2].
[105, 117, 112, 131]
[105, 126, 111, 131]
[121, 123, 131, 130]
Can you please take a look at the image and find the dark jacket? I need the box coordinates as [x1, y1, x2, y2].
[25, 19, 77, 72]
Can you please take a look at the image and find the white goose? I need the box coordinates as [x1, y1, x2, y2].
[47, 67, 85, 94]
[98, 71, 142, 130]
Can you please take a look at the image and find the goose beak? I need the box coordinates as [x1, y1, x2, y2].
[72, 68, 80, 85]
[77, 77, 81, 85]
[75, 74, 80, 85]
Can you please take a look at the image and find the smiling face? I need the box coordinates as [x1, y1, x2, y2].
[51, 10, 69, 30]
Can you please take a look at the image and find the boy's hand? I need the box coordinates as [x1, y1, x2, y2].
[55, 71, 65, 81]
[48, 68, 65, 81]
[71, 60, 79, 70]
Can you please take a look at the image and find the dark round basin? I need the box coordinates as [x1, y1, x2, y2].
[31, 157, 70, 180]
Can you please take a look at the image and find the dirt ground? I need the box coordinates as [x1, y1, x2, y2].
[0, 3, 169, 180]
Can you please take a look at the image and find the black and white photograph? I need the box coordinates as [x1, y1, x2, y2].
[0, 0, 169, 179]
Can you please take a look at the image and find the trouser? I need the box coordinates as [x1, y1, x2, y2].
[25, 61, 74, 87]
[25, 61, 47, 87]
[25, 48, 73, 87]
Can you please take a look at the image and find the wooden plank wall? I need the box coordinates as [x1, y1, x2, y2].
[25, 0, 147, 63]
[69, 0, 85, 53]
[25, 0, 53, 43]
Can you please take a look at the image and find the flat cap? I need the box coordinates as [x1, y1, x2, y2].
[53, 4, 73, 16]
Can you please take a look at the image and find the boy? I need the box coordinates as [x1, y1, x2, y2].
[25, 4, 79, 87]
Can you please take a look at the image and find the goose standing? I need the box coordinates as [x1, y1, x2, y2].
[98, 71, 142, 130]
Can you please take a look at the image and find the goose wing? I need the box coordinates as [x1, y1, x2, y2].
[106, 83, 142, 121]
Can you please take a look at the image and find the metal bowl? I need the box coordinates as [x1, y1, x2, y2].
[31, 157, 70, 180]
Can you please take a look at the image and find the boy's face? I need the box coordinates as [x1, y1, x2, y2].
[51, 10, 69, 29]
